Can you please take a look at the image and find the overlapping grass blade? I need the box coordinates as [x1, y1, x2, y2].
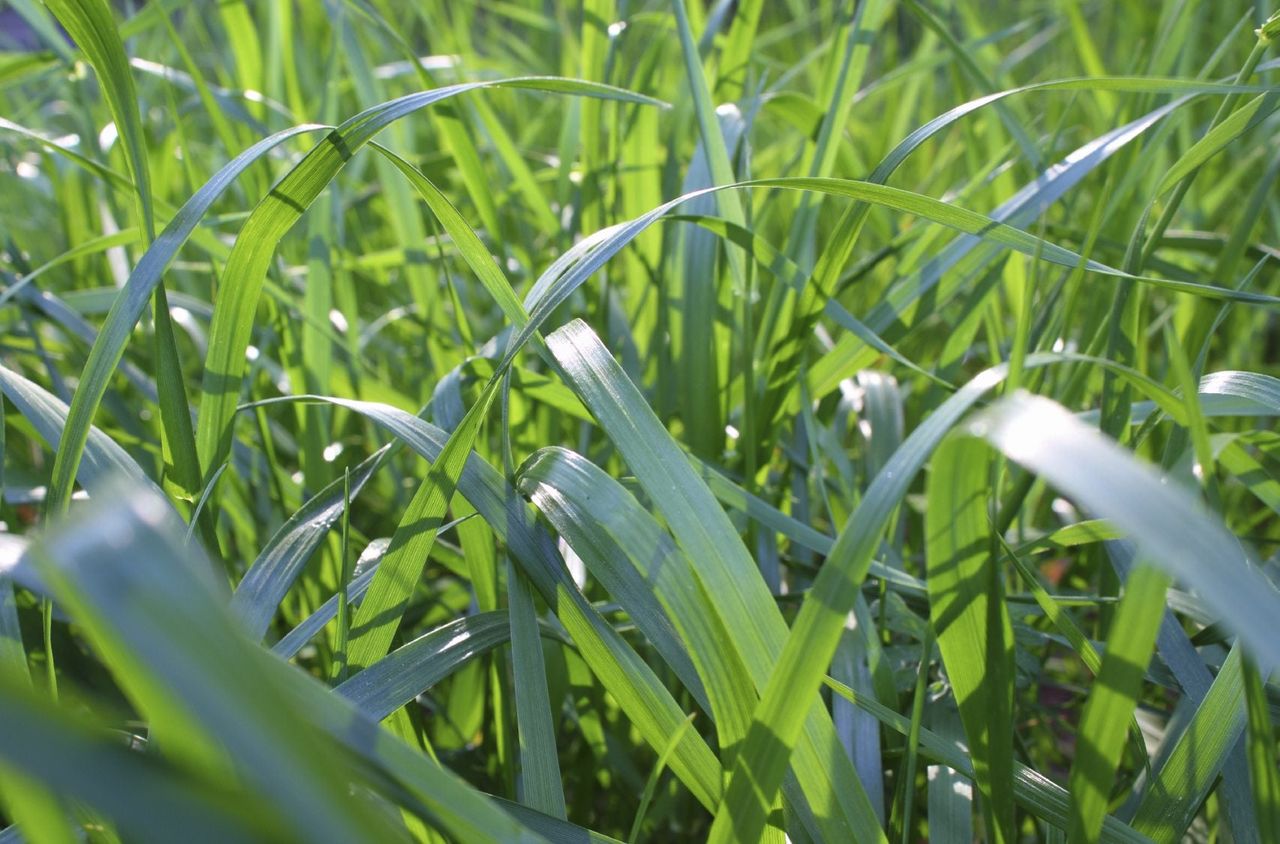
[194, 77, 665, 477]
[546, 319, 885, 843]
[1065, 564, 1169, 843]
[28, 483, 550, 842]
[47, 124, 328, 514]
[220, 393, 723, 810]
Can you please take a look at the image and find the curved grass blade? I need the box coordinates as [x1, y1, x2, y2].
[47, 124, 329, 515]
[823, 676, 1151, 843]
[31, 482, 550, 843]
[546, 320, 885, 843]
[194, 77, 665, 477]
[43, 0, 153, 234]
[234, 395, 723, 810]
[29, 483, 413, 843]
[0, 672, 293, 844]
[336, 612, 512, 720]
[517, 446, 740, 746]
[230, 443, 390, 640]
[0, 363, 160, 498]
[970, 393, 1280, 671]
[708, 348, 1263, 842]
[513, 175, 1277, 397]
[506, 560, 567, 819]
[1131, 645, 1246, 844]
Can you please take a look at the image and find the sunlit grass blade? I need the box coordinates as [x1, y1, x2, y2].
[1130, 645, 1247, 843]
[46, 124, 328, 514]
[345, 381, 495, 672]
[230, 442, 389, 639]
[546, 319, 884, 843]
[823, 676, 1151, 843]
[517, 446, 745, 749]
[193, 77, 665, 477]
[970, 392, 1280, 671]
[925, 436, 1015, 843]
[236, 394, 723, 810]
[1065, 563, 1169, 843]
[336, 612, 513, 719]
[507, 560, 567, 819]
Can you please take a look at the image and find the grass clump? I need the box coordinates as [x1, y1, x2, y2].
[1, 1, 1279, 841]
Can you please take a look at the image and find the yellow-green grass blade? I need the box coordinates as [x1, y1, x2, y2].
[193, 77, 665, 480]
[46, 124, 328, 516]
[925, 436, 1016, 843]
[1131, 645, 1247, 844]
[1065, 563, 1169, 843]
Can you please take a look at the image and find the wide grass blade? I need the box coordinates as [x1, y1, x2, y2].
[925, 436, 1015, 842]
[28, 482, 550, 842]
[546, 319, 885, 843]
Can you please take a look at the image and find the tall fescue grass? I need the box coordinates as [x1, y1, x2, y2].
[1, 0, 1279, 841]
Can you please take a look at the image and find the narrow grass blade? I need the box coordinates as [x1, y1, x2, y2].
[0, 364, 160, 498]
[823, 676, 1150, 843]
[517, 446, 744, 748]
[43, 0, 153, 234]
[345, 381, 496, 672]
[1243, 657, 1280, 842]
[971, 393, 1280, 671]
[242, 394, 723, 810]
[194, 77, 664, 477]
[336, 612, 512, 720]
[230, 443, 389, 639]
[507, 560, 567, 819]
[31, 482, 549, 842]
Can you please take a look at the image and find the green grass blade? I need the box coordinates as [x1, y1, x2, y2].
[242, 394, 724, 810]
[30, 484, 413, 843]
[1243, 657, 1280, 842]
[193, 77, 664, 477]
[507, 560, 568, 819]
[516, 447, 716, 726]
[0, 363, 160, 498]
[0, 671, 291, 843]
[42, 0, 152, 236]
[971, 392, 1280, 671]
[546, 319, 885, 843]
[46, 124, 327, 515]
[1066, 564, 1169, 843]
[517, 446, 745, 748]
[925, 436, 1016, 843]
[230, 443, 389, 639]
[31, 482, 549, 842]
[345, 381, 496, 672]
[823, 676, 1151, 843]
[1131, 646, 1247, 843]
[336, 612, 513, 719]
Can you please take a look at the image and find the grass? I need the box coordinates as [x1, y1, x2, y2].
[1, 0, 1279, 841]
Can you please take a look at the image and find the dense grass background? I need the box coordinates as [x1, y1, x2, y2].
[1, 0, 1279, 841]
